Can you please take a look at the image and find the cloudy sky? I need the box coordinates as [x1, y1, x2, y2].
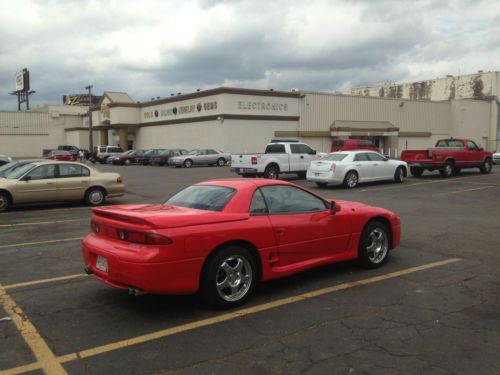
[0, 0, 499, 110]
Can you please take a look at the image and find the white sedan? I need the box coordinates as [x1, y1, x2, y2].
[493, 150, 500, 164]
[307, 151, 408, 188]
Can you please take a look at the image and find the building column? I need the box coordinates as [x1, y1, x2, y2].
[99, 129, 108, 145]
[119, 128, 128, 150]
[385, 135, 399, 158]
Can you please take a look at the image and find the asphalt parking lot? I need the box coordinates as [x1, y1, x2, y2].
[1, 164, 499, 374]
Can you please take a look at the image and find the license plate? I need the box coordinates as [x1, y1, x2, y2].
[314, 173, 320, 176]
[96, 255, 108, 272]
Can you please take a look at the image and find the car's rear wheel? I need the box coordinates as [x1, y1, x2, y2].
[217, 158, 226, 167]
[440, 161, 454, 177]
[410, 167, 424, 177]
[343, 171, 358, 188]
[480, 158, 492, 174]
[85, 187, 106, 206]
[263, 165, 279, 179]
[0, 192, 10, 212]
[394, 166, 405, 183]
[125, 159, 131, 166]
[184, 159, 193, 168]
[200, 246, 257, 309]
[358, 221, 390, 269]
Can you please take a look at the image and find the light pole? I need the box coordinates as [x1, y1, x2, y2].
[85, 85, 93, 153]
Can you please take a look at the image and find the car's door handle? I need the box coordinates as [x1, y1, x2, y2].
[275, 229, 286, 235]
[46, 182, 54, 185]
[355, 164, 361, 167]
[300, 156, 304, 159]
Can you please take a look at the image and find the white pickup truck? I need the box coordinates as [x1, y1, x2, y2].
[230, 141, 320, 179]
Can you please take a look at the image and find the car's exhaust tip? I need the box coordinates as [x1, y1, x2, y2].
[84, 265, 93, 275]
[128, 287, 146, 297]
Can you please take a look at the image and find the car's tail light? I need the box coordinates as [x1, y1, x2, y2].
[330, 163, 336, 172]
[90, 220, 100, 233]
[251, 156, 257, 165]
[116, 229, 173, 245]
[117, 177, 123, 183]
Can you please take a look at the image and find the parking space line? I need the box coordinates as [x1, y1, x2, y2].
[357, 176, 498, 192]
[0, 219, 87, 228]
[0, 207, 90, 216]
[0, 237, 83, 250]
[0, 286, 67, 374]
[0, 257, 461, 374]
[434, 186, 496, 196]
[3, 274, 87, 291]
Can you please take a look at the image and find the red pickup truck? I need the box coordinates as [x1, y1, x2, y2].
[401, 139, 493, 177]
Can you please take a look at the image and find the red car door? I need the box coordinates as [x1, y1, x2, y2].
[259, 185, 351, 267]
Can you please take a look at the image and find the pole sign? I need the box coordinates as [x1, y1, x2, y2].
[63, 94, 101, 106]
[14, 68, 30, 92]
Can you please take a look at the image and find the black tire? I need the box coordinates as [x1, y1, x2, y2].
[440, 161, 454, 178]
[480, 158, 492, 174]
[358, 221, 390, 269]
[263, 164, 279, 179]
[394, 166, 405, 183]
[315, 182, 328, 188]
[85, 187, 106, 206]
[409, 167, 424, 177]
[343, 171, 358, 188]
[0, 191, 11, 213]
[217, 158, 226, 167]
[200, 246, 257, 309]
[184, 159, 193, 168]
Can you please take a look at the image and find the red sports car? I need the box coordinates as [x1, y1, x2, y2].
[82, 179, 400, 308]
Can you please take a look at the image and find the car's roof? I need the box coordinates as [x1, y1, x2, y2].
[29, 161, 90, 167]
[197, 178, 294, 188]
[327, 150, 379, 155]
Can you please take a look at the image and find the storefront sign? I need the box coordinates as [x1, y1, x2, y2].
[143, 101, 218, 120]
[238, 101, 288, 111]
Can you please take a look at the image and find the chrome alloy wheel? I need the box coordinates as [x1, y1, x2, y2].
[89, 189, 104, 205]
[346, 172, 358, 188]
[444, 163, 453, 176]
[215, 256, 253, 302]
[366, 228, 389, 264]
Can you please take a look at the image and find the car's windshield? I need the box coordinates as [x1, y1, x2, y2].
[3, 163, 36, 179]
[322, 154, 348, 161]
[165, 185, 236, 212]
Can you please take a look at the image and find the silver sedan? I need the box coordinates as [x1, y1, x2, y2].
[168, 149, 231, 168]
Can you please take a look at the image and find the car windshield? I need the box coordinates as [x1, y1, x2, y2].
[165, 185, 236, 212]
[322, 154, 348, 161]
[3, 163, 36, 179]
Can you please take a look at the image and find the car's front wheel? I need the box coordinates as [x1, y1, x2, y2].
[85, 187, 106, 206]
[184, 159, 193, 168]
[217, 158, 226, 167]
[480, 158, 492, 174]
[358, 221, 390, 269]
[200, 246, 257, 309]
[0, 191, 11, 212]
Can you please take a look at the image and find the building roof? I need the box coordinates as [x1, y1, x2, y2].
[100, 92, 135, 105]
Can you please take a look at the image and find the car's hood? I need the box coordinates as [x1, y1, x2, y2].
[92, 204, 249, 229]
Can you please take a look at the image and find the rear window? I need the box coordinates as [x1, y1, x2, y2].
[165, 185, 236, 212]
[265, 144, 286, 153]
[322, 154, 348, 161]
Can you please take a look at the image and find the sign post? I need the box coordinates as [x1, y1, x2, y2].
[9, 68, 35, 111]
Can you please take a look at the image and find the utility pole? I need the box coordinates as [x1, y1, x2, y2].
[85, 85, 93, 152]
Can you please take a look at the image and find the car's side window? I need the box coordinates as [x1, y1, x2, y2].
[467, 140, 479, 150]
[59, 164, 89, 177]
[290, 144, 300, 154]
[260, 185, 328, 214]
[354, 153, 368, 161]
[27, 165, 56, 180]
[249, 189, 268, 215]
[206, 149, 217, 155]
[366, 153, 385, 161]
[298, 144, 313, 154]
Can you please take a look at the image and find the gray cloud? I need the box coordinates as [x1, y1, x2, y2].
[0, 0, 499, 109]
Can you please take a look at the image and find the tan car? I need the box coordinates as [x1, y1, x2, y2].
[0, 161, 124, 212]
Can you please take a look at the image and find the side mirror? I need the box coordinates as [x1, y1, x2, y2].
[309, 150, 317, 155]
[330, 200, 341, 214]
[22, 175, 31, 182]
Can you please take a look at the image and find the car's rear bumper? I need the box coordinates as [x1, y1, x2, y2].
[82, 235, 203, 294]
[306, 171, 343, 184]
[231, 167, 259, 174]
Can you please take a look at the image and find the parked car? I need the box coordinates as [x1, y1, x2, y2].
[91, 146, 124, 164]
[112, 150, 146, 165]
[82, 178, 401, 308]
[401, 139, 493, 177]
[0, 155, 13, 166]
[231, 141, 320, 179]
[151, 149, 190, 166]
[133, 149, 167, 165]
[493, 150, 500, 165]
[58, 145, 90, 159]
[0, 161, 124, 212]
[168, 149, 231, 168]
[48, 150, 76, 161]
[0, 159, 45, 177]
[331, 139, 380, 153]
[307, 151, 408, 188]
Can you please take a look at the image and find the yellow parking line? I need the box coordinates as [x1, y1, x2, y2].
[434, 186, 496, 196]
[0, 237, 84, 250]
[0, 257, 461, 374]
[0, 286, 67, 374]
[0, 219, 87, 228]
[3, 274, 87, 291]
